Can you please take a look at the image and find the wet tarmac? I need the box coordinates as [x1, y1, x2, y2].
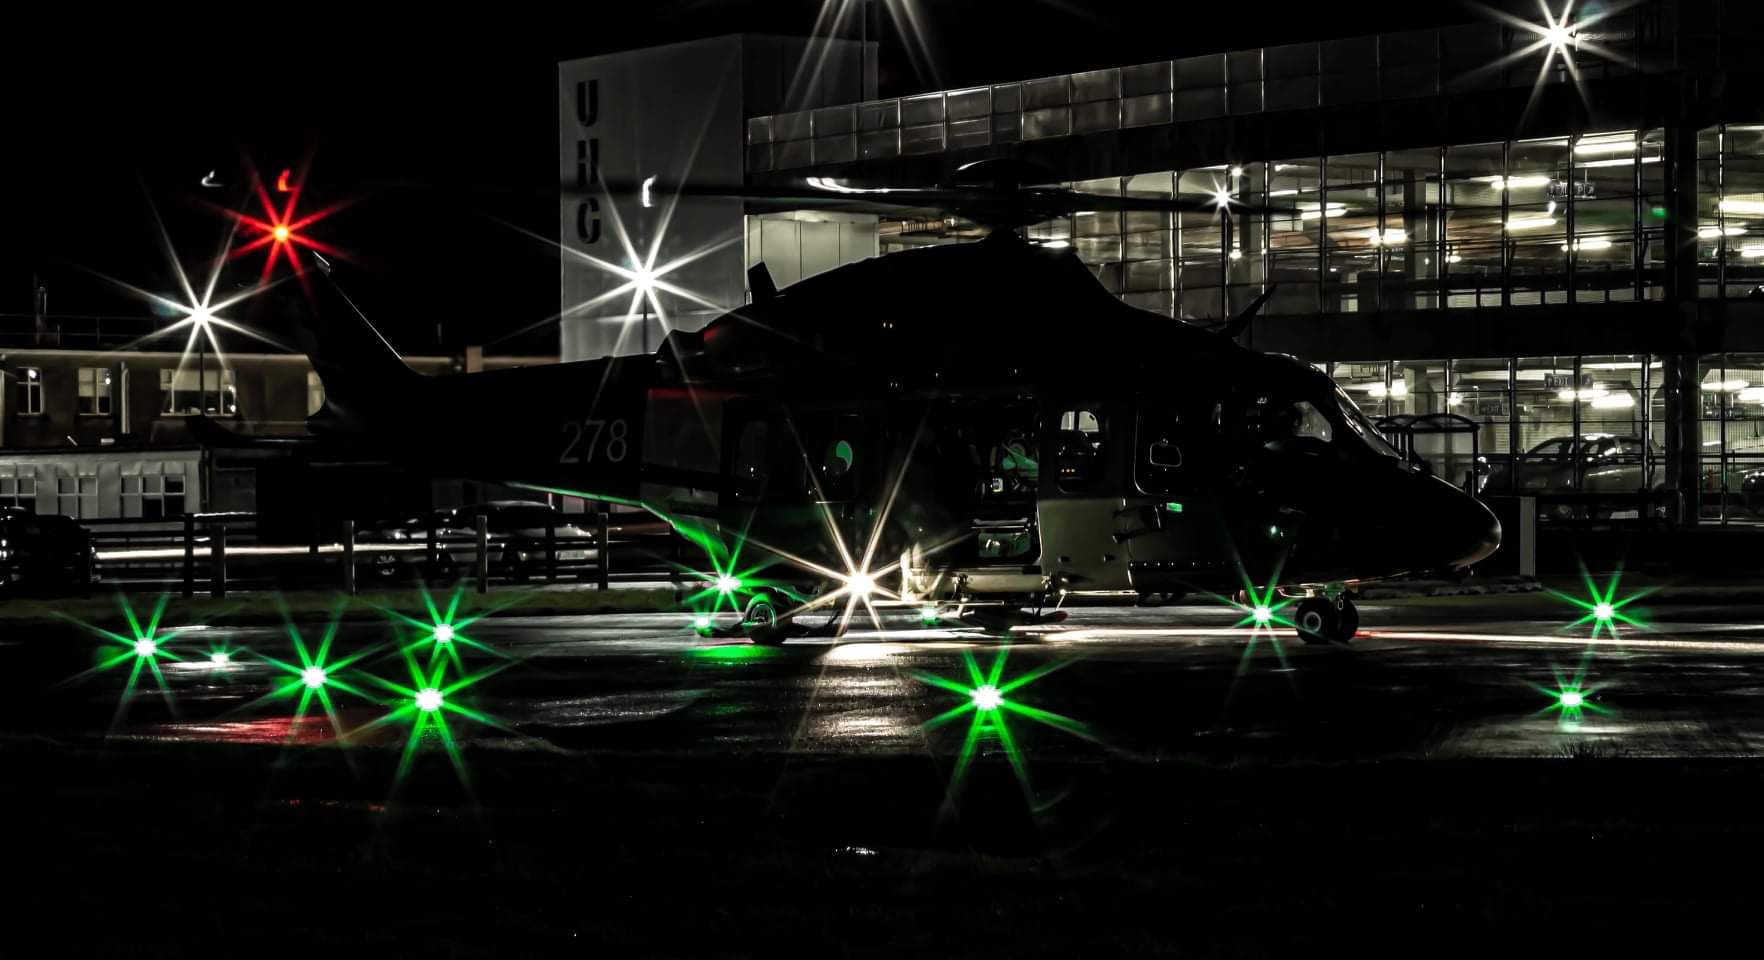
[14, 597, 1764, 764]
[15, 596, 1764, 951]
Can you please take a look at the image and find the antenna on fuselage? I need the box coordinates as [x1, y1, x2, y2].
[1205, 286, 1276, 342]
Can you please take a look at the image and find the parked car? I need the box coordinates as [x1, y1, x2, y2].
[1483, 435, 1661, 492]
[1712, 463, 1764, 518]
[0, 508, 98, 596]
[1479, 434, 1665, 519]
[358, 502, 598, 580]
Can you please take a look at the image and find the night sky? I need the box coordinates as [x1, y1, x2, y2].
[1, 1, 1510, 355]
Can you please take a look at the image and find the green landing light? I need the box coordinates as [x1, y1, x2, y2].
[1164, 502, 1183, 513]
[433, 623, 455, 644]
[1553, 569, 1649, 638]
[415, 688, 444, 712]
[134, 638, 158, 658]
[910, 649, 1095, 810]
[971, 684, 1003, 711]
[300, 666, 327, 689]
[1231, 581, 1295, 631]
[1537, 675, 1609, 725]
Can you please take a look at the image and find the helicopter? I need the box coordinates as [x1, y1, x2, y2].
[234, 161, 1499, 644]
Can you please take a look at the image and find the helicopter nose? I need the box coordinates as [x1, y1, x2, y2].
[1440, 485, 1502, 569]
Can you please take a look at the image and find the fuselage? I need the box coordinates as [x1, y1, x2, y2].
[294, 234, 1498, 601]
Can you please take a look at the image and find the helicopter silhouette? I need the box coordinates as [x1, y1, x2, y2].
[218, 160, 1499, 644]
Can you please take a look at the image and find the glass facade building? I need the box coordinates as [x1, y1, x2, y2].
[744, 0, 1764, 524]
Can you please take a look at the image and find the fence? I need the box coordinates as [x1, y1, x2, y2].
[80, 510, 694, 597]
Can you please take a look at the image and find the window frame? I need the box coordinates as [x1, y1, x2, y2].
[1053, 404, 1110, 493]
[159, 367, 238, 418]
[77, 366, 113, 417]
[14, 367, 44, 416]
[1134, 405, 1200, 497]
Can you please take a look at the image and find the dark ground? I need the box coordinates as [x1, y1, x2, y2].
[11, 598, 1764, 953]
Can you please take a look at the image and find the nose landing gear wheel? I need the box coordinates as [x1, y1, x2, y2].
[1295, 597, 1357, 644]
[1336, 599, 1360, 640]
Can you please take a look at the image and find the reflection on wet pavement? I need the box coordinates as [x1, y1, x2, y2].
[29, 603, 1764, 771]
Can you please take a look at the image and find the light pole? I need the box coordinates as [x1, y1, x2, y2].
[191, 310, 211, 414]
[198, 322, 207, 414]
[634, 268, 655, 355]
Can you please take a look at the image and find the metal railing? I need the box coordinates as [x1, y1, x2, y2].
[747, 13, 1651, 171]
[1531, 489, 1675, 530]
[73, 510, 693, 597]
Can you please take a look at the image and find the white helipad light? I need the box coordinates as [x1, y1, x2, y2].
[1252, 605, 1273, 625]
[134, 638, 157, 657]
[848, 573, 875, 597]
[693, 615, 712, 630]
[1593, 603, 1615, 621]
[971, 685, 1003, 711]
[433, 623, 455, 644]
[301, 666, 327, 689]
[1560, 691, 1585, 709]
[416, 688, 444, 712]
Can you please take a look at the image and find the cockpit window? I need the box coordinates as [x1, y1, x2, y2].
[1292, 401, 1333, 443]
[1333, 388, 1402, 458]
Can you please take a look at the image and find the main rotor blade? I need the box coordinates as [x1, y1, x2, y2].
[564, 177, 1296, 222]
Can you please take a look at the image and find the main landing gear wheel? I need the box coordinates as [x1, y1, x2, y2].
[743, 596, 786, 646]
[1295, 597, 1358, 644]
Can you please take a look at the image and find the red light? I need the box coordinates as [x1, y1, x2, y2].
[211, 162, 351, 282]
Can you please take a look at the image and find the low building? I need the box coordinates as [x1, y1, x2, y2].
[1, 325, 558, 536]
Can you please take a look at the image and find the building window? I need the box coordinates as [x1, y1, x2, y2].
[121, 467, 187, 519]
[1450, 358, 1514, 488]
[78, 367, 113, 416]
[1336, 357, 1659, 500]
[1570, 131, 1654, 304]
[55, 469, 97, 519]
[1698, 124, 1764, 299]
[0, 474, 36, 512]
[1322, 152, 1382, 313]
[14, 367, 43, 415]
[1265, 158, 1321, 315]
[1698, 354, 1764, 522]
[1505, 137, 1571, 307]
[160, 368, 237, 417]
[1382, 147, 1443, 311]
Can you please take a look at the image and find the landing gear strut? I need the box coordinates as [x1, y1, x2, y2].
[1295, 595, 1358, 644]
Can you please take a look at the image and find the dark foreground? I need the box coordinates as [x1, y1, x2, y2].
[11, 598, 1764, 952]
[18, 745, 1764, 954]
